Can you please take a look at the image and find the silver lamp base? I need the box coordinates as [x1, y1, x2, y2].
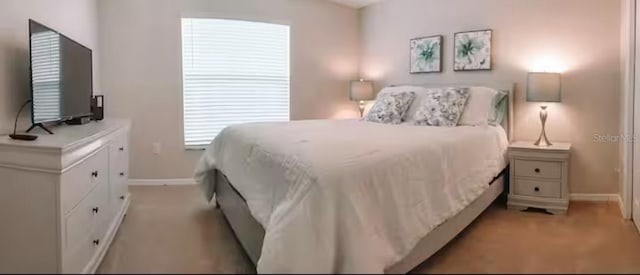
[534, 105, 552, 147]
[358, 100, 366, 117]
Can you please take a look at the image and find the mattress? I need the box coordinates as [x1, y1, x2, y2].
[194, 119, 508, 273]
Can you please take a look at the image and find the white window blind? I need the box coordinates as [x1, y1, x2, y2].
[181, 18, 290, 148]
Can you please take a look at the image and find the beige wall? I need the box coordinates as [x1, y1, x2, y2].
[360, 0, 622, 194]
[1, 0, 622, 194]
[0, 0, 100, 134]
[98, 0, 360, 179]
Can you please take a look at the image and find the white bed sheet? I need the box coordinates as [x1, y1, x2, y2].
[195, 119, 508, 273]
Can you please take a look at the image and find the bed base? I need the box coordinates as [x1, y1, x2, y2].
[214, 169, 506, 273]
[215, 170, 264, 264]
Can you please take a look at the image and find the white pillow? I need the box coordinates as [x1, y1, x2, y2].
[457, 86, 499, 126]
[377, 86, 430, 122]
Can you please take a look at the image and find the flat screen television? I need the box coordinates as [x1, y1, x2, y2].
[29, 19, 93, 125]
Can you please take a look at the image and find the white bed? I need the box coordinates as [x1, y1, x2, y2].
[194, 83, 514, 274]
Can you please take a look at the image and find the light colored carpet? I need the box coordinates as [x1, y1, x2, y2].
[98, 185, 640, 274]
[97, 185, 253, 274]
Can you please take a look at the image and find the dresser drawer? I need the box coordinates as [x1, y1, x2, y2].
[110, 132, 129, 212]
[64, 181, 109, 252]
[110, 132, 129, 164]
[514, 159, 562, 179]
[514, 179, 561, 198]
[111, 172, 129, 211]
[61, 147, 109, 214]
[62, 233, 98, 274]
[110, 157, 129, 191]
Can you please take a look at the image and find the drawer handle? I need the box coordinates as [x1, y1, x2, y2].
[92, 207, 99, 214]
[119, 172, 125, 177]
[93, 239, 100, 246]
[91, 171, 99, 178]
[534, 187, 540, 192]
[119, 147, 124, 152]
[120, 195, 125, 200]
[534, 168, 540, 173]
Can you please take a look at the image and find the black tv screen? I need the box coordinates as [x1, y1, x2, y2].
[29, 19, 92, 124]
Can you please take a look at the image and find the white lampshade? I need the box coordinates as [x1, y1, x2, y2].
[349, 80, 374, 101]
[527, 72, 561, 102]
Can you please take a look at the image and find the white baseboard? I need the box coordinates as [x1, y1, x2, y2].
[569, 193, 623, 216]
[124, 183, 626, 213]
[569, 193, 620, 202]
[128, 178, 196, 186]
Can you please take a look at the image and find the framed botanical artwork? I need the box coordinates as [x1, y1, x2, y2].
[410, 35, 442, 73]
[454, 29, 492, 71]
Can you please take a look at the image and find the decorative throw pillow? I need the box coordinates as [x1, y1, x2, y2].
[365, 91, 416, 124]
[376, 86, 430, 122]
[414, 88, 470, 127]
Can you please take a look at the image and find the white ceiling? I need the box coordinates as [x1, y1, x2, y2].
[327, 0, 383, 9]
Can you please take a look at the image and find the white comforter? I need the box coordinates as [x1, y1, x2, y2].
[194, 119, 508, 273]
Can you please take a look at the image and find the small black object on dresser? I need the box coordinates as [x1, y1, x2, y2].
[91, 95, 104, 121]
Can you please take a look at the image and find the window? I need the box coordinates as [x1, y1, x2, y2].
[181, 18, 290, 148]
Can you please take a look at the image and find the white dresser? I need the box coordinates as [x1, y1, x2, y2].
[0, 119, 131, 273]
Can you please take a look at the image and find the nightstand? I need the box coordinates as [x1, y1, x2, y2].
[507, 141, 571, 215]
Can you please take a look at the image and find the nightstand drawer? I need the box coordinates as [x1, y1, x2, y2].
[514, 159, 562, 179]
[514, 179, 561, 198]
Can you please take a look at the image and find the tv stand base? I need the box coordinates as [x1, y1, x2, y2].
[26, 123, 54, 135]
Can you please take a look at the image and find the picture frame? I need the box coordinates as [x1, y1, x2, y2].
[453, 29, 492, 71]
[410, 35, 442, 73]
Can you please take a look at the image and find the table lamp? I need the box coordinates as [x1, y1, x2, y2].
[527, 72, 561, 146]
[349, 79, 374, 117]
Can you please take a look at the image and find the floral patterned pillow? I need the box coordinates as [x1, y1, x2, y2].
[414, 88, 470, 127]
[365, 91, 416, 124]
